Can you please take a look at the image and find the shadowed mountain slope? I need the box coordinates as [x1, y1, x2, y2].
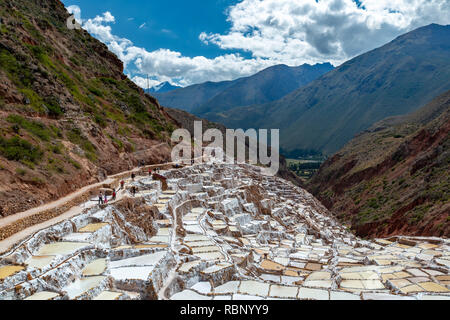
[308, 90, 450, 238]
[209, 24, 450, 157]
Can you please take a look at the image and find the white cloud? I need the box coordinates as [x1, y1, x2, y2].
[130, 76, 161, 89]
[68, 1, 450, 87]
[201, 0, 450, 66]
[76, 10, 272, 87]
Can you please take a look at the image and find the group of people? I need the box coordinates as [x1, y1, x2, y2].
[97, 165, 164, 206]
[98, 188, 116, 205]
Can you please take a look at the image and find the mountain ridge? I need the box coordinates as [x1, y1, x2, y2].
[153, 63, 334, 114]
[308, 89, 450, 238]
[206, 24, 450, 156]
[0, 0, 177, 216]
[149, 81, 181, 93]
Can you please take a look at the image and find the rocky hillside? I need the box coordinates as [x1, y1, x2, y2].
[0, 0, 177, 217]
[211, 24, 450, 156]
[308, 90, 450, 238]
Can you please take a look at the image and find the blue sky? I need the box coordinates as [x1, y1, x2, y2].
[62, 0, 243, 59]
[61, 0, 450, 88]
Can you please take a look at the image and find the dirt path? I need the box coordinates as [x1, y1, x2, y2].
[0, 159, 173, 255]
[0, 177, 115, 229]
[0, 154, 208, 255]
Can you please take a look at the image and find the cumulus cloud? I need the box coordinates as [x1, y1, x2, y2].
[201, 0, 450, 66]
[68, 0, 450, 87]
[130, 76, 161, 89]
[74, 9, 272, 87]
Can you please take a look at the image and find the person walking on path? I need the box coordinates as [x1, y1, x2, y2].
[112, 188, 116, 201]
[104, 193, 108, 204]
[131, 173, 135, 181]
[148, 168, 152, 176]
[120, 180, 125, 190]
[98, 192, 103, 205]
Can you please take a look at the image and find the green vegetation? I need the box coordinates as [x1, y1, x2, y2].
[15, 167, 27, 176]
[66, 127, 97, 162]
[408, 204, 431, 224]
[0, 135, 43, 164]
[46, 157, 65, 174]
[287, 158, 323, 179]
[108, 134, 124, 151]
[0, 49, 34, 88]
[43, 97, 64, 118]
[367, 198, 380, 209]
[6, 114, 54, 141]
[67, 157, 81, 170]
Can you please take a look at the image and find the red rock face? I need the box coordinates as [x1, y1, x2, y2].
[308, 91, 450, 239]
[0, 0, 178, 217]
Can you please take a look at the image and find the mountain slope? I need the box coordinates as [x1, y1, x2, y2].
[153, 63, 333, 113]
[0, 0, 177, 217]
[193, 63, 334, 115]
[152, 80, 234, 113]
[308, 90, 450, 238]
[212, 24, 450, 156]
[149, 81, 181, 93]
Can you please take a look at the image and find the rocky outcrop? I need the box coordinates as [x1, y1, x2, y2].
[0, 0, 177, 217]
[308, 90, 450, 238]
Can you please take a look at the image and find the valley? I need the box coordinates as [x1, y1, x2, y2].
[0, 0, 448, 302]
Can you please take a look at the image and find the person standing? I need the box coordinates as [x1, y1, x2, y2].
[112, 188, 116, 201]
[120, 180, 125, 190]
[98, 192, 103, 205]
[104, 193, 108, 204]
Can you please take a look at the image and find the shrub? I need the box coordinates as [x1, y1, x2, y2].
[15, 167, 27, 176]
[88, 86, 103, 97]
[94, 113, 107, 128]
[66, 127, 97, 161]
[6, 114, 53, 141]
[44, 97, 64, 118]
[0, 136, 43, 164]
[0, 49, 34, 87]
[67, 157, 81, 170]
[367, 198, 380, 209]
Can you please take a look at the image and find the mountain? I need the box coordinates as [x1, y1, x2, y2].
[152, 63, 334, 113]
[193, 63, 334, 115]
[209, 24, 450, 156]
[0, 0, 177, 217]
[308, 90, 450, 238]
[149, 81, 181, 93]
[152, 80, 234, 113]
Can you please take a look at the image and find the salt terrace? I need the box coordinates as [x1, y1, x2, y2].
[0, 162, 449, 300]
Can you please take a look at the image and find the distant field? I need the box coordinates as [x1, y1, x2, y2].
[287, 158, 324, 179]
[286, 159, 322, 165]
